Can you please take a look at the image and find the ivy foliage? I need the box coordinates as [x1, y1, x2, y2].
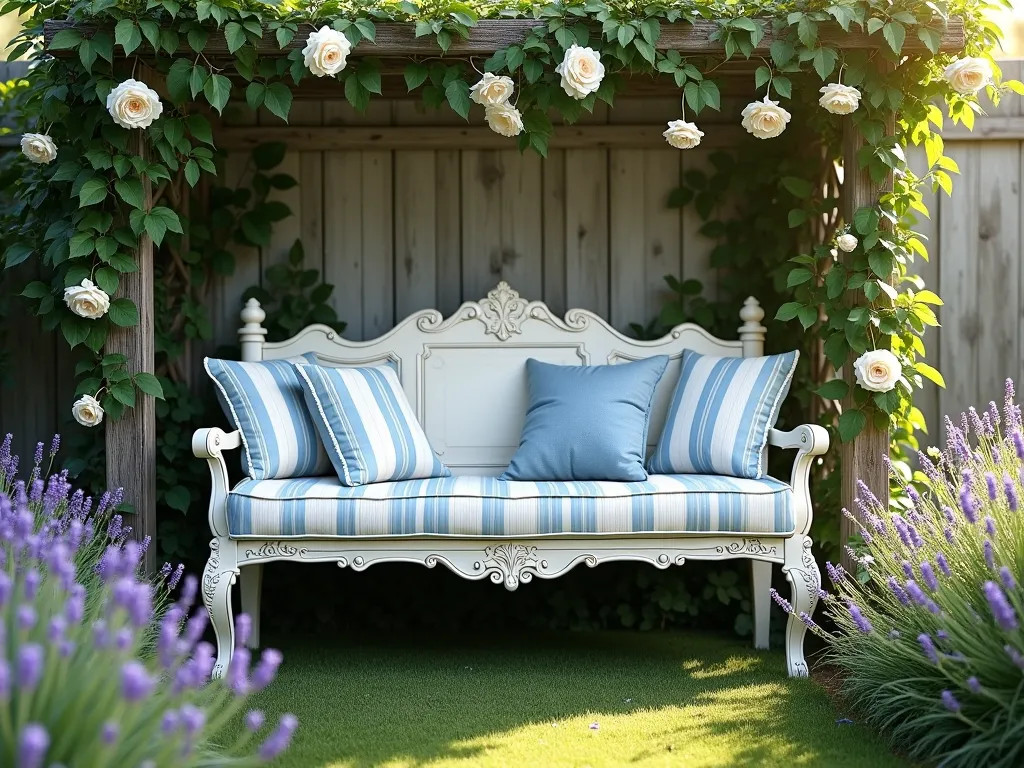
[0, 0, 1016, 449]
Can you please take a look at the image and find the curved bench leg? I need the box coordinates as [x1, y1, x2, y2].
[202, 537, 238, 679]
[782, 534, 820, 677]
[750, 560, 772, 650]
[240, 563, 263, 649]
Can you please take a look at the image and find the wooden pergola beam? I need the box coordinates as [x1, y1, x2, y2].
[215, 123, 748, 150]
[44, 17, 965, 58]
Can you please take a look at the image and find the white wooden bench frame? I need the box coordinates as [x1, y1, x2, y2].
[194, 282, 828, 678]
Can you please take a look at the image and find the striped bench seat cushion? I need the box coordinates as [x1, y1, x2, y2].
[226, 474, 794, 538]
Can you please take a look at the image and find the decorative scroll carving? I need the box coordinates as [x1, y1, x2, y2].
[478, 282, 529, 341]
[242, 541, 304, 559]
[202, 538, 222, 613]
[716, 538, 778, 557]
[477, 543, 541, 589]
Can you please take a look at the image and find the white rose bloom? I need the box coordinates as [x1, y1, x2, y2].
[21, 133, 57, 164]
[106, 79, 163, 130]
[470, 73, 515, 106]
[484, 103, 524, 137]
[741, 97, 791, 139]
[836, 233, 859, 252]
[943, 57, 993, 95]
[818, 83, 861, 115]
[64, 278, 110, 320]
[72, 395, 104, 428]
[555, 44, 605, 100]
[853, 349, 902, 393]
[663, 120, 704, 150]
[301, 26, 352, 78]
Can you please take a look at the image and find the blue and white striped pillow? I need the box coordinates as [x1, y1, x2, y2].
[648, 350, 799, 479]
[295, 363, 450, 486]
[204, 354, 332, 480]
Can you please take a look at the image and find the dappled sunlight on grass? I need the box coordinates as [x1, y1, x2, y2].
[237, 631, 905, 768]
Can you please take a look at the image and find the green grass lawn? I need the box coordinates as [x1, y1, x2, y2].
[240, 631, 903, 768]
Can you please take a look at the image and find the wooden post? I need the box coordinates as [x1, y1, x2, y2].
[839, 106, 895, 572]
[106, 130, 157, 573]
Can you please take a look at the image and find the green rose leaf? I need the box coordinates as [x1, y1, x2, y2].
[108, 297, 140, 327]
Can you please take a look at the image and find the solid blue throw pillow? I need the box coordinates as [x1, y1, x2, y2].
[500, 356, 669, 482]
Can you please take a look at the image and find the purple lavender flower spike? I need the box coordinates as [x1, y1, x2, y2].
[18, 723, 49, 768]
[969, 406, 985, 436]
[847, 602, 872, 633]
[902, 561, 915, 580]
[23, 569, 41, 600]
[937, 552, 952, 577]
[967, 676, 982, 694]
[48, 433, 60, 458]
[107, 514, 122, 542]
[161, 710, 180, 735]
[180, 704, 206, 736]
[227, 648, 251, 695]
[32, 441, 43, 469]
[826, 561, 846, 584]
[115, 628, 133, 652]
[945, 526, 955, 544]
[17, 606, 36, 630]
[1004, 474, 1019, 511]
[245, 710, 266, 732]
[770, 588, 793, 614]
[101, 722, 118, 744]
[168, 564, 185, 592]
[1000, 566, 1017, 592]
[1014, 430, 1024, 462]
[236, 614, 252, 649]
[892, 514, 915, 548]
[985, 516, 997, 538]
[984, 540, 995, 570]
[921, 561, 939, 592]
[158, 562, 172, 580]
[856, 479, 881, 512]
[183, 612, 208, 648]
[122, 661, 154, 702]
[960, 486, 979, 524]
[0, 570, 9, 609]
[941, 690, 961, 712]
[178, 573, 196, 604]
[28, 478, 43, 503]
[251, 648, 284, 691]
[17, 644, 43, 690]
[799, 612, 818, 630]
[984, 581, 1018, 631]
[888, 577, 911, 606]
[65, 585, 85, 624]
[918, 633, 939, 664]
[0, 659, 9, 700]
[985, 472, 998, 501]
[1004, 645, 1024, 669]
[259, 714, 299, 761]
[907, 580, 928, 606]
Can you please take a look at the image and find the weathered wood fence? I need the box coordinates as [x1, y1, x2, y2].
[1, 58, 1022, 461]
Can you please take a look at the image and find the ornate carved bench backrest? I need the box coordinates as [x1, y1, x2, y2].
[240, 282, 763, 477]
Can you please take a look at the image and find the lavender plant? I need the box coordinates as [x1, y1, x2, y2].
[773, 380, 1024, 767]
[0, 436, 297, 765]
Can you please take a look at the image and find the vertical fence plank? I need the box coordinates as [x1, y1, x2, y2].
[460, 150, 504, 300]
[323, 151, 365, 340]
[435, 150, 462, 317]
[938, 143, 980, 423]
[609, 149, 647, 331]
[542, 148, 567, 317]
[498, 150, 543, 300]
[907, 146, 941, 441]
[564, 148, 609, 316]
[395, 151, 437, 317]
[360, 151, 394, 338]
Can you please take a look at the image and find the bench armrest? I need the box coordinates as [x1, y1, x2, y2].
[768, 424, 830, 536]
[192, 428, 242, 537]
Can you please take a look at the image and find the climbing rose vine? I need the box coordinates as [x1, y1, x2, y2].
[1, 0, 1020, 449]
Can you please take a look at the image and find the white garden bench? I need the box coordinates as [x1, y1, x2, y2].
[194, 282, 827, 678]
